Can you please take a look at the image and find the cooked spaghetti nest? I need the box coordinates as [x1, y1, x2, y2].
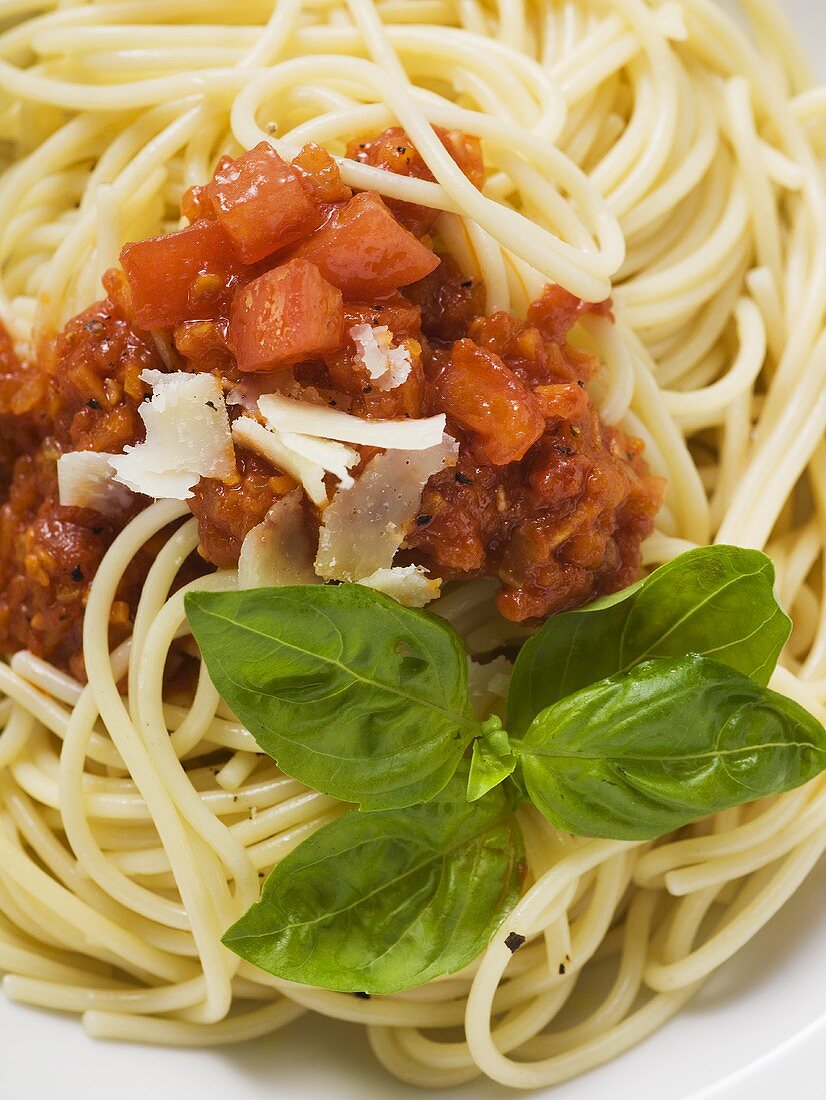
[0, 0, 824, 1090]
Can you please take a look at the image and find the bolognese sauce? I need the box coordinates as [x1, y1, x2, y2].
[0, 129, 663, 673]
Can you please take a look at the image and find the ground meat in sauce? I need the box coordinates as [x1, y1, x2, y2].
[0, 128, 663, 671]
[404, 280, 662, 620]
[0, 293, 174, 677]
[189, 448, 297, 567]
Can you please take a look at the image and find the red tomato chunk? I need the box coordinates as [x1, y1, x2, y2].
[291, 143, 352, 204]
[207, 142, 322, 264]
[230, 258, 344, 372]
[294, 192, 439, 298]
[436, 340, 545, 465]
[347, 126, 484, 235]
[120, 220, 242, 329]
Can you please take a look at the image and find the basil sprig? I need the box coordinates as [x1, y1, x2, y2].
[519, 654, 825, 840]
[185, 546, 825, 994]
[186, 584, 477, 811]
[224, 769, 523, 994]
[507, 545, 791, 735]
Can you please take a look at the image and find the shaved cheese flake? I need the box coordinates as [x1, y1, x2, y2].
[350, 324, 412, 391]
[238, 490, 320, 589]
[315, 435, 458, 581]
[57, 450, 134, 516]
[232, 416, 328, 506]
[278, 432, 359, 491]
[258, 392, 446, 450]
[110, 370, 234, 500]
[359, 565, 441, 607]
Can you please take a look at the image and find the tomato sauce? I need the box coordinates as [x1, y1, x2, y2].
[0, 129, 663, 671]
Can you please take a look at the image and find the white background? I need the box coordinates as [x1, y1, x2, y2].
[1, 2, 825, 1098]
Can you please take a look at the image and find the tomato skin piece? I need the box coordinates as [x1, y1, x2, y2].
[230, 258, 344, 373]
[207, 142, 321, 264]
[293, 192, 440, 298]
[120, 220, 243, 329]
[437, 339, 545, 465]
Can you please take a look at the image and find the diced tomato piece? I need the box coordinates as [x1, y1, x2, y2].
[533, 382, 589, 422]
[439, 129, 485, 188]
[206, 142, 321, 264]
[229, 258, 343, 372]
[294, 192, 439, 298]
[180, 183, 216, 223]
[437, 339, 545, 465]
[526, 285, 613, 344]
[120, 220, 243, 329]
[291, 143, 352, 203]
[346, 126, 484, 234]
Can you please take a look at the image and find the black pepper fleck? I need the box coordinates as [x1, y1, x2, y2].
[454, 471, 473, 485]
[205, 400, 217, 410]
[504, 932, 526, 953]
[91, 525, 103, 536]
[460, 279, 473, 289]
[416, 514, 433, 526]
[70, 566, 84, 582]
[558, 963, 566, 975]
[86, 398, 101, 410]
[362, 385, 373, 394]
[577, 379, 584, 388]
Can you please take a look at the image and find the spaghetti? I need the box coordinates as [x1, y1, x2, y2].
[0, 0, 824, 1090]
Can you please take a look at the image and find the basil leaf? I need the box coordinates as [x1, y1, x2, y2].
[222, 772, 524, 994]
[186, 585, 477, 811]
[467, 717, 516, 801]
[508, 546, 791, 735]
[519, 654, 826, 840]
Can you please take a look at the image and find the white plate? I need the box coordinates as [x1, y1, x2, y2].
[1, 2, 825, 1098]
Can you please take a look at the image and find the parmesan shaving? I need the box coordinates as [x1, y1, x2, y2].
[232, 417, 360, 505]
[57, 450, 134, 516]
[350, 324, 412, 391]
[109, 370, 234, 501]
[359, 565, 441, 607]
[277, 433, 359, 491]
[257, 392, 446, 450]
[315, 435, 458, 581]
[238, 491, 320, 589]
[232, 416, 328, 507]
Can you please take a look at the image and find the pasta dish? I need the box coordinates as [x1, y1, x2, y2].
[0, 0, 824, 1091]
